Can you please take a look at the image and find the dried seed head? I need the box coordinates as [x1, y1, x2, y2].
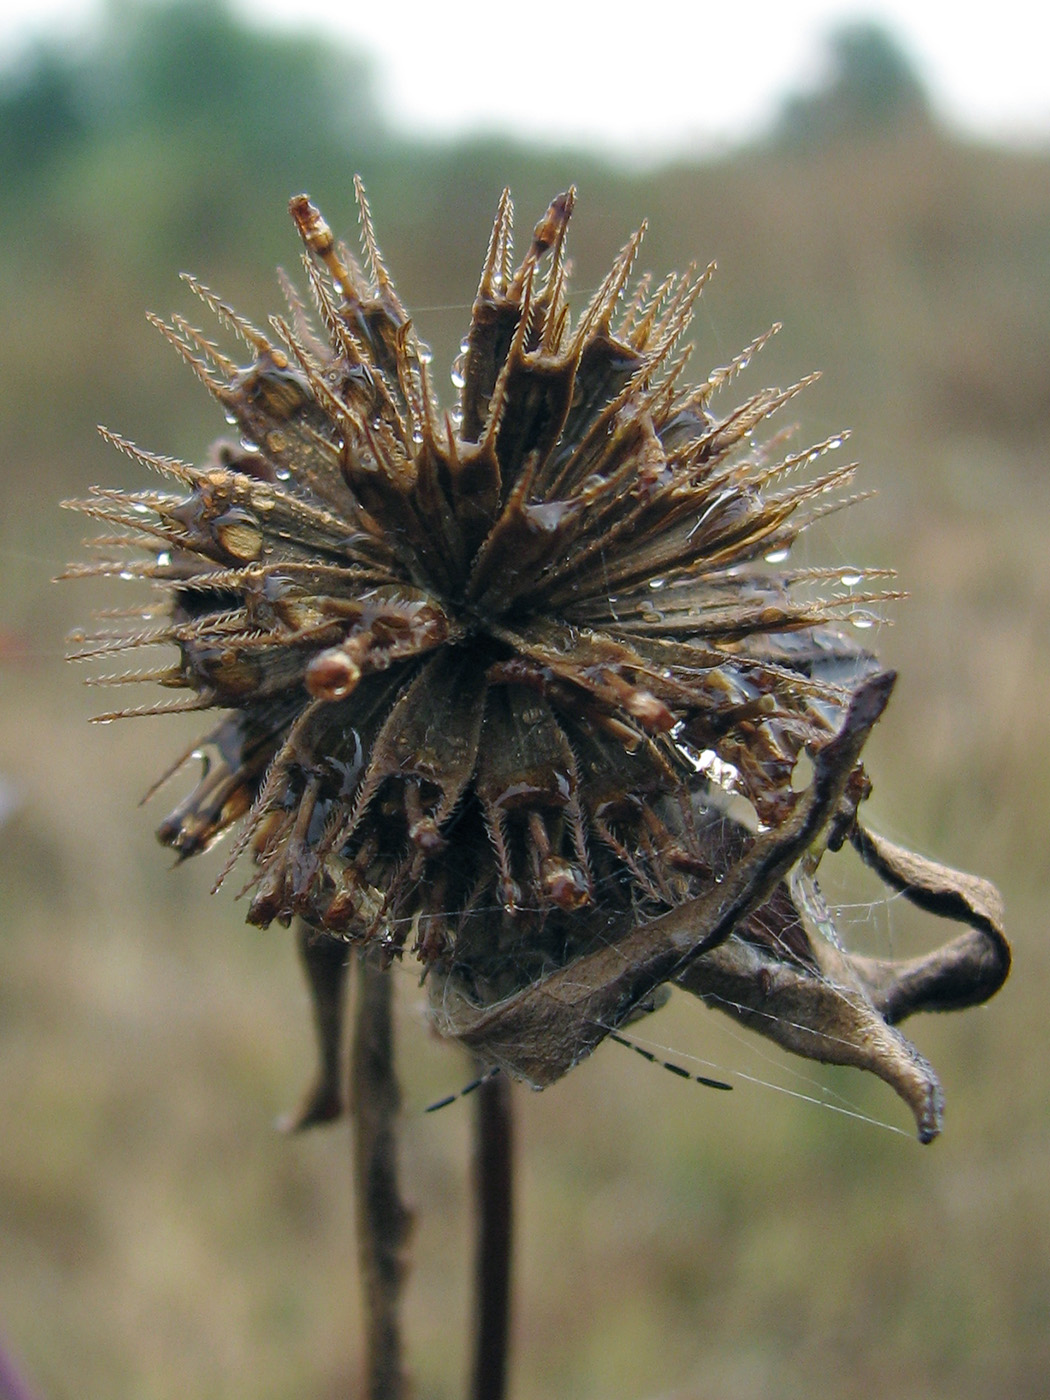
[65, 185, 1008, 1139]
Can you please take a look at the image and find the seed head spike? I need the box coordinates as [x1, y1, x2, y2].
[290, 194, 359, 304]
[179, 275, 277, 359]
[146, 312, 231, 401]
[353, 173, 395, 296]
[65, 184, 1008, 1140]
[276, 265, 327, 360]
[570, 221, 648, 355]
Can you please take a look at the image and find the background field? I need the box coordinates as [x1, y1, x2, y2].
[1, 7, 1048, 1398]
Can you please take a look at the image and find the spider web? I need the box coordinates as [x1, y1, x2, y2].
[409, 808, 920, 1141]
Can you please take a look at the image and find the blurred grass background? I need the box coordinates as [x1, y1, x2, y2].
[1, 5, 1047, 1397]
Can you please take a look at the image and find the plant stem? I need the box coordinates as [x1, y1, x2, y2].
[470, 1070, 515, 1400]
[350, 954, 412, 1400]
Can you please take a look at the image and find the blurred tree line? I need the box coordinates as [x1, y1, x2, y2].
[0, 0, 378, 179]
[0, 0, 381, 266]
[772, 21, 932, 147]
[1, 3, 936, 196]
[1, 0, 1047, 467]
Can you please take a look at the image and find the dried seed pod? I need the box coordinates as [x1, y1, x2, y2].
[65, 182, 1009, 1139]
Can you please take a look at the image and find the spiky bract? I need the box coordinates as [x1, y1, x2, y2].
[66, 185, 1008, 1137]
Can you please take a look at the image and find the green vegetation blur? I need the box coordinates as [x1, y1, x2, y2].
[1, 6, 1047, 1398]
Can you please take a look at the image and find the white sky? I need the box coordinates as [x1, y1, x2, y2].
[1, 0, 1047, 159]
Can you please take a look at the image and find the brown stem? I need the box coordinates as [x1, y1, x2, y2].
[470, 1070, 515, 1400]
[350, 954, 413, 1400]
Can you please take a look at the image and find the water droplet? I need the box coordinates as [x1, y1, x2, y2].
[791, 750, 815, 792]
[239, 437, 260, 454]
[677, 743, 740, 793]
[118, 570, 134, 581]
[224, 413, 238, 426]
[416, 341, 433, 365]
[156, 551, 171, 566]
[648, 577, 665, 590]
[840, 571, 862, 587]
[131, 501, 151, 515]
[274, 466, 291, 481]
[450, 365, 466, 390]
[459, 336, 471, 355]
[765, 547, 790, 564]
[851, 614, 874, 630]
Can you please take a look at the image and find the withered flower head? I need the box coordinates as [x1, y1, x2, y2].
[66, 182, 1008, 1141]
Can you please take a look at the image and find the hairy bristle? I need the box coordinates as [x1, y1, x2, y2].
[66, 184, 1009, 1140]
